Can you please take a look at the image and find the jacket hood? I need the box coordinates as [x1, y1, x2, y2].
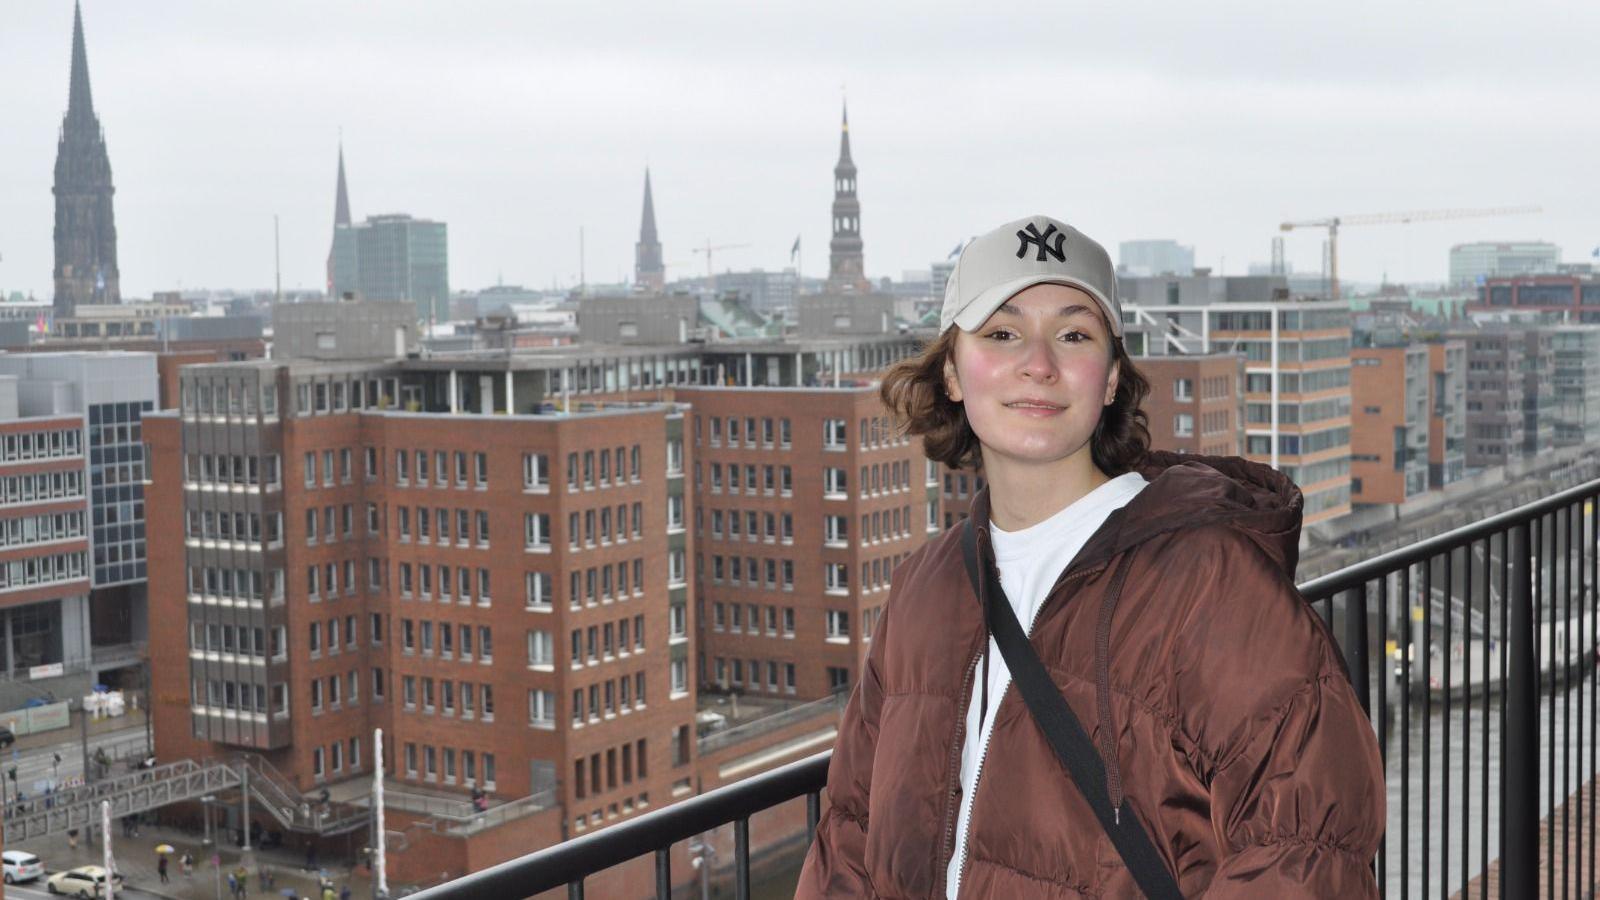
[970, 449, 1304, 580]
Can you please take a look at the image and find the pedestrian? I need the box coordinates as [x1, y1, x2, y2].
[258, 865, 270, 891]
[339, 885, 351, 900]
[235, 864, 250, 897]
[158, 852, 169, 883]
[182, 851, 194, 876]
[227, 871, 238, 898]
[66, 827, 78, 849]
[795, 215, 1386, 898]
[321, 884, 335, 900]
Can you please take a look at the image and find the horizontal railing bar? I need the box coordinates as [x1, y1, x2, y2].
[407, 752, 829, 899]
[1299, 476, 1600, 601]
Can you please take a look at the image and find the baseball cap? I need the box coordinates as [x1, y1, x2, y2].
[939, 215, 1123, 338]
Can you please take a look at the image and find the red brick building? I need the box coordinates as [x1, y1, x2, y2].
[1135, 354, 1245, 457]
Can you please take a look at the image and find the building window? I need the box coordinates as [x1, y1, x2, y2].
[1173, 378, 1194, 402]
[826, 609, 850, 641]
[1174, 414, 1194, 437]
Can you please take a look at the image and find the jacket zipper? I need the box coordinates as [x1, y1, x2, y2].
[938, 648, 983, 894]
[948, 564, 1102, 898]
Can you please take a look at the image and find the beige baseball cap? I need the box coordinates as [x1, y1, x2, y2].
[940, 214, 1123, 338]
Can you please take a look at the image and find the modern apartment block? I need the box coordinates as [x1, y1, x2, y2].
[1426, 340, 1467, 489]
[1349, 343, 1430, 506]
[1519, 329, 1557, 458]
[1133, 355, 1246, 457]
[1470, 273, 1600, 324]
[676, 386, 936, 704]
[1122, 277, 1353, 525]
[1454, 330, 1529, 469]
[0, 352, 158, 700]
[1549, 326, 1600, 448]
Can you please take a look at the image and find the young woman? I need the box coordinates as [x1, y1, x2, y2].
[796, 216, 1384, 898]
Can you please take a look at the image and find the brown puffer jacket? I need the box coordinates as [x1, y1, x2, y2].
[796, 451, 1384, 898]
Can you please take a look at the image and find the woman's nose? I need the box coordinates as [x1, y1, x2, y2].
[1018, 335, 1058, 381]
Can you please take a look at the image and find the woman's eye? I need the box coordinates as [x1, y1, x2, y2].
[1061, 331, 1088, 343]
[983, 330, 1014, 341]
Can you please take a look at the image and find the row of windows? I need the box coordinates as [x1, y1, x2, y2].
[712, 657, 798, 694]
[309, 669, 363, 713]
[820, 507, 920, 547]
[0, 470, 85, 506]
[184, 379, 279, 418]
[0, 552, 87, 591]
[187, 451, 284, 486]
[402, 675, 495, 719]
[566, 615, 647, 668]
[710, 602, 795, 636]
[293, 377, 397, 418]
[573, 739, 650, 801]
[0, 511, 86, 549]
[697, 415, 791, 448]
[1246, 368, 1352, 394]
[402, 742, 496, 789]
[702, 509, 796, 544]
[306, 560, 361, 601]
[308, 615, 365, 657]
[396, 562, 492, 605]
[394, 505, 490, 547]
[188, 510, 282, 545]
[567, 560, 647, 607]
[192, 679, 283, 716]
[187, 567, 285, 604]
[189, 621, 282, 659]
[703, 462, 793, 496]
[310, 736, 363, 782]
[942, 473, 986, 499]
[562, 446, 650, 491]
[706, 554, 795, 590]
[304, 449, 355, 488]
[391, 449, 490, 489]
[571, 672, 651, 725]
[400, 619, 494, 662]
[0, 428, 82, 463]
[557, 503, 648, 551]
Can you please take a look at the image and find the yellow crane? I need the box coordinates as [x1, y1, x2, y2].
[692, 241, 752, 295]
[1279, 205, 1541, 300]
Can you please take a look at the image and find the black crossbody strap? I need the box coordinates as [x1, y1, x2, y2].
[962, 518, 1183, 900]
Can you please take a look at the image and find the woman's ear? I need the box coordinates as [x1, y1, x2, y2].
[942, 354, 963, 403]
[1103, 358, 1120, 406]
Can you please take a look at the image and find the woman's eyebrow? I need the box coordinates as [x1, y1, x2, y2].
[994, 302, 1096, 319]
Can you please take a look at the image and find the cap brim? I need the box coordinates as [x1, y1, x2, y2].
[951, 274, 1123, 337]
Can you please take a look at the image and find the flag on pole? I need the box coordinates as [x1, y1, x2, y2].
[791, 236, 801, 260]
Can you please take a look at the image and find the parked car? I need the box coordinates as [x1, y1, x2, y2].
[0, 725, 14, 749]
[2, 850, 44, 884]
[45, 865, 123, 897]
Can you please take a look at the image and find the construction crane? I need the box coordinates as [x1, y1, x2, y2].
[692, 241, 751, 295]
[1279, 205, 1541, 300]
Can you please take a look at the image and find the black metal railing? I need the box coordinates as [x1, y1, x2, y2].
[411, 476, 1600, 900]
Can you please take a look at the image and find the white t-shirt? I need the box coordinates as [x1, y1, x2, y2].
[946, 472, 1148, 899]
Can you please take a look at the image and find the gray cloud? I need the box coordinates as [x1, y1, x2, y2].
[2, 0, 1594, 298]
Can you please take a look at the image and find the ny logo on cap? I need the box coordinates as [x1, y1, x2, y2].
[1016, 223, 1067, 263]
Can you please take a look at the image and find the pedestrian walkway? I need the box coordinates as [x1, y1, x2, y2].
[7, 819, 374, 900]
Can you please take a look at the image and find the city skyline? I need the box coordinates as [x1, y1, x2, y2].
[2, 1, 1596, 299]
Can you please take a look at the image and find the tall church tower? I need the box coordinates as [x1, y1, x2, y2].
[826, 102, 869, 294]
[635, 168, 665, 292]
[52, 1, 121, 317]
[327, 144, 353, 294]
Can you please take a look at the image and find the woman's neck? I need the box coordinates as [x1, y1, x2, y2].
[982, 448, 1111, 532]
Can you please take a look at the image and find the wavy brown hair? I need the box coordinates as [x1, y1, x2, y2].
[880, 327, 1151, 475]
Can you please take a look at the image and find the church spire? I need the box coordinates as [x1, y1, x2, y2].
[53, 0, 120, 316]
[635, 167, 664, 292]
[826, 100, 868, 294]
[333, 143, 352, 228]
[66, 2, 95, 126]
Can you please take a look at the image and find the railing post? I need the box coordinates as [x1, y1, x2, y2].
[1503, 521, 1538, 894]
[1342, 586, 1371, 716]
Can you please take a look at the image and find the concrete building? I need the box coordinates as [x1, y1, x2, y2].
[1349, 343, 1430, 506]
[1470, 274, 1600, 325]
[1454, 329, 1529, 469]
[1118, 240, 1195, 278]
[1520, 329, 1557, 458]
[1121, 275, 1352, 525]
[0, 352, 159, 703]
[331, 214, 450, 324]
[1450, 242, 1560, 288]
[1134, 355, 1246, 457]
[272, 300, 417, 362]
[1549, 326, 1600, 448]
[1426, 340, 1467, 489]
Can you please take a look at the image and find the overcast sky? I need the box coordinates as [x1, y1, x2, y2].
[3, 1, 1596, 299]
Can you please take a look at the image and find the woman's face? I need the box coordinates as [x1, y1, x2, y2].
[942, 283, 1119, 470]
